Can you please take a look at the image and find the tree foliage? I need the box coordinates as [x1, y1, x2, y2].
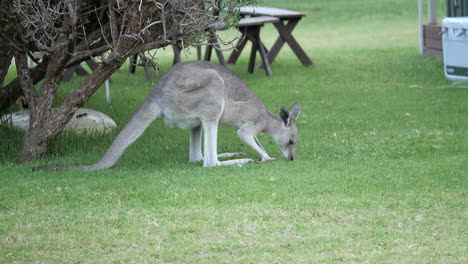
[0, 0, 249, 162]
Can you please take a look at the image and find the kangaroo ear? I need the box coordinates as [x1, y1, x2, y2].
[288, 102, 301, 123]
[279, 106, 289, 125]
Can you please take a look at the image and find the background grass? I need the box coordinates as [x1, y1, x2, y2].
[1, 0, 467, 263]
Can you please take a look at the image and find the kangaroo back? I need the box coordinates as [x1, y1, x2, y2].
[177, 61, 271, 128]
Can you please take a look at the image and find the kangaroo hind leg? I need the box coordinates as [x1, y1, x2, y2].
[190, 125, 246, 163]
[217, 152, 246, 159]
[202, 120, 220, 167]
[189, 125, 203, 162]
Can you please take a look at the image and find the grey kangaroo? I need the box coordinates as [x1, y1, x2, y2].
[35, 61, 301, 170]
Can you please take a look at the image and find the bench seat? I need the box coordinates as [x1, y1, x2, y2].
[235, 16, 279, 27]
[238, 6, 306, 18]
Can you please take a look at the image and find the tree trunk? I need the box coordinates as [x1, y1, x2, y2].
[14, 3, 158, 163]
[11, 0, 213, 163]
[14, 47, 126, 162]
[14, 35, 71, 162]
[16, 127, 48, 162]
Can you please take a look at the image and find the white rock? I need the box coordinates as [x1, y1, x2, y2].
[3, 108, 117, 134]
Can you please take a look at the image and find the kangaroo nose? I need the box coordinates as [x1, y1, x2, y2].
[290, 155, 294, 161]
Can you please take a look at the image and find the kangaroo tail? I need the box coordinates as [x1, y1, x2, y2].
[33, 99, 162, 171]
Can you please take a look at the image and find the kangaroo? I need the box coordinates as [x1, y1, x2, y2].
[35, 61, 301, 170]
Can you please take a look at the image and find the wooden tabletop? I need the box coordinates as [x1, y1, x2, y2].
[238, 6, 306, 18]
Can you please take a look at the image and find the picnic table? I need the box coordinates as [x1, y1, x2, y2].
[228, 6, 313, 75]
[132, 6, 312, 77]
[228, 16, 280, 76]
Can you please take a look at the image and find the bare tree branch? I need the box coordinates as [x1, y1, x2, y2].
[2, 0, 252, 162]
[108, 0, 119, 47]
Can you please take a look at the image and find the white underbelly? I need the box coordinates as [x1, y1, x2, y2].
[164, 114, 201, 130]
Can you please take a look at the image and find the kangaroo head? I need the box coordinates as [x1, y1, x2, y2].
[276, 102, 301, 161]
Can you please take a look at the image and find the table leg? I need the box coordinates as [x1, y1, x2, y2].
[172, 44, 182, 65]
[258, 39, 272, 76]
[204, 34, 226, 65]
[246, 26, 272, 76]
[275, 18, 313, 66]
[248, 29, 258, 73]
[85, 59, 99, 71]
[261, 21, 293, 67]
[260, 18, 313, 68]
[63, 66, 76, 82]
[204, 43, 213, 61]
[227, 30, 248, 64]
[211, 36, 227, 66]
[129, 54, 137, 73]
[143, 64, 153, 80]
[197, 46, 202, 60]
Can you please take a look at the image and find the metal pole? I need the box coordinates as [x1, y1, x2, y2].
[419, 0, 424, 54]
[105, 80, 110, 104]
[101, 53, 111, 104]
[428, 0, 437, 24]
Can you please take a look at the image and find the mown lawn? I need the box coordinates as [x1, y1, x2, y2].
[1, 0, 467, 263]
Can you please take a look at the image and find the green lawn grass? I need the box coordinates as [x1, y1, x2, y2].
[1, 0, 467, 263]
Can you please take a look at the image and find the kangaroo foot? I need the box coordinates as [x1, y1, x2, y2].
[217, 152, 246, 159]
[218, 158, 256, 166]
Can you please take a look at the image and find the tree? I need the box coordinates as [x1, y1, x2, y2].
[0, 0, 247, 162]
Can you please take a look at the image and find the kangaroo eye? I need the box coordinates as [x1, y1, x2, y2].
[288, 139, 295, 145]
